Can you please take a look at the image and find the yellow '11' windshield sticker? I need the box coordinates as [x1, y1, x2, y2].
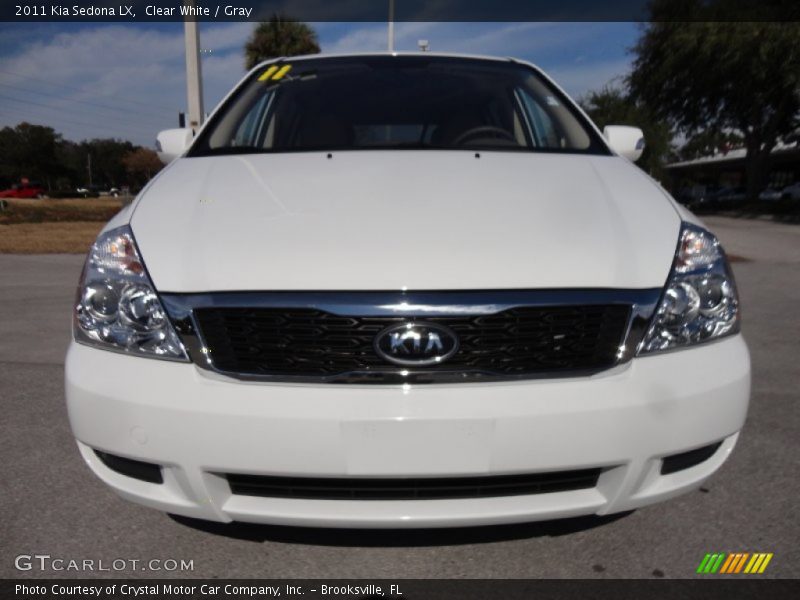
[258, 65, 292, 82]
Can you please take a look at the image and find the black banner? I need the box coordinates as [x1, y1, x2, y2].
[2, 0, 799, 23]
[4, 579, 800, 600]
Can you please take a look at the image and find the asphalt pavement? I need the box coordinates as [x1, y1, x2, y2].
[1, 216, 798, 579]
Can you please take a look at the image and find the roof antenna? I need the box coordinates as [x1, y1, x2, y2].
[418, 40, 430, 52]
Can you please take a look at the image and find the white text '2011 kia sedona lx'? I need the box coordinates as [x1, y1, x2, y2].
[66, 54, 750, 528]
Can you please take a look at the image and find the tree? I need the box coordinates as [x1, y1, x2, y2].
[628, 1, 800, 200]
[244, 15, 320, 69]
[64, 138, 134, 188]
[54, 138, 134, 188]
[0, 120, 162, 191]
[0, 122, 62, 189]
[678, 130, 743, 161]
[580, 85, 674, 180]
[122, 148, 163, 187]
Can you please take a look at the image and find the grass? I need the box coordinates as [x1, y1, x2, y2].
[0, 197, 122, 253]
[0, 196, 123, 225]
[0, 221, 105, 254]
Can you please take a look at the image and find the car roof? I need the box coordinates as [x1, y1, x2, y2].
[251, 52, 531, 72]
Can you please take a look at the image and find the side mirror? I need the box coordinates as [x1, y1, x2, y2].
[156, 128, 194, 164]
[603, 125, 645, 162]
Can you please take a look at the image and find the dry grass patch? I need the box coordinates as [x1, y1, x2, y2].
[0, 221, 103, 254]
[0, 197, 123, 225]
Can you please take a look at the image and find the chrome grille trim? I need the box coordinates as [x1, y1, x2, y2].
[160, 289, 662, 384]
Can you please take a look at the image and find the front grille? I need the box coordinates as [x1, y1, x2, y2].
[193, 304, 630, 379]
[225, 469, 603, 500]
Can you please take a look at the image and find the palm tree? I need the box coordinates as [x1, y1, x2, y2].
[244, 15, 320, 69]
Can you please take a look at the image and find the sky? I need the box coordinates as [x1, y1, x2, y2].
[0, 21, 639, 147]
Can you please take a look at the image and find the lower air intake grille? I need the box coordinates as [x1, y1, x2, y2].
[194, 305, 630, 379]
[661, 442, 723, 475]
[225, 469, 603, 500]
[94, 450, 163, 484]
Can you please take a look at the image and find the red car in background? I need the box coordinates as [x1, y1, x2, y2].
[0, 182, 46, 198]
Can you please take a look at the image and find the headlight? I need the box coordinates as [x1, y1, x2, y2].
[73, 225, 188, 360]
[638, 223, 740, 354]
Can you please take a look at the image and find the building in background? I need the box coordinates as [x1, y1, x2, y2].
[665, 142, 800, 203]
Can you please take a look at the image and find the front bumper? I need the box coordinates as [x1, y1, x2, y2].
[65, 335, 750, 528]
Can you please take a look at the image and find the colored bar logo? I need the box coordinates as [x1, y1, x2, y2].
[697, 552, 773, 574]
[258, 64, 293, 82]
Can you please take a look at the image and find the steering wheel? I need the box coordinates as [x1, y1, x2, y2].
[452, 126, 516, 146]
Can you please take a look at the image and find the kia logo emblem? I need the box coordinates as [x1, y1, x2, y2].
[374, 322, 459, 366]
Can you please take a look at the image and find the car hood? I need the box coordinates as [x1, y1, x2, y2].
[130, 151, 680, 291]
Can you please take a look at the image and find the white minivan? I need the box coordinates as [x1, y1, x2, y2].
[66, 54, 750, 528]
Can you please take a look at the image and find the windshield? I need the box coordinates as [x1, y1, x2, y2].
[189, 55, 609, 156]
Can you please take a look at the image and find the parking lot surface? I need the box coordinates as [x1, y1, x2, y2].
[1, 216, 798, 579]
